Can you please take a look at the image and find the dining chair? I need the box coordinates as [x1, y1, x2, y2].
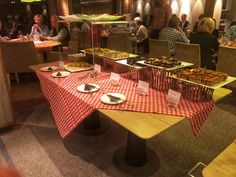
[0, 41, 43, 87]
[217, 45, 236, 88]
[149, 39, 170, 58]
[175, 42, 201, 67]
[107, 32, 133, 53]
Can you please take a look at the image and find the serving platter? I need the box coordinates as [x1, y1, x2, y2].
[137, 60, 194, 71]
[171, 75, 236, 89]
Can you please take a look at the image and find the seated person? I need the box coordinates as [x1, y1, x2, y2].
[135, 20, 149, 54]
[180, 13, 191, 35]
[47, 15, 70, 46]
[10, 15, 27, 39]
[30, 14, 49, 36]
[225, 21, 236, 40]
[212, 19, 219, 39]
[0, 20, 8, 37]
[190, 17, 219, 70]
[193, 14, 204, 33]
[159, 14, 189, 56]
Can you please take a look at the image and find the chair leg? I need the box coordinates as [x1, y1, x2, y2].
[6, 73, 11, 90]
[14, 73, 20, 84]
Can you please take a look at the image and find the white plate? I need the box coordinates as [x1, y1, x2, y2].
[33, 40, 43, 44]
[51, 71, 70, 78]
[77, 84, 100, 93]
[101, 93, 126, 105]
[40, 66, 58, 72]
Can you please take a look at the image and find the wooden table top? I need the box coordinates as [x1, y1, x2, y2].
[202, 142, 236, 177]
[99, 110, 184, 139]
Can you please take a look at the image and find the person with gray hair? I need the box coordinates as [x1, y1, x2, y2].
[180, 13, 190, 35]
[158, 14, 189, 56]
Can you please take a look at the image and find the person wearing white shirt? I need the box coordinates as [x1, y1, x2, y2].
[135, 20, 149, 54]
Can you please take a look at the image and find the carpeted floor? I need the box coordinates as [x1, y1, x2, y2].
[0, 76, 236, 177]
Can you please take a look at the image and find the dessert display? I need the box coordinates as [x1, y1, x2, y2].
[66, 62, 91, 68]
[144, 56, 181, 68]
[64, 62, 92, 72]
[176, 68, 228, 86]
[104, 51, 129, 59]
[84, 48, 137, 60]
[84, 48, 111, 56]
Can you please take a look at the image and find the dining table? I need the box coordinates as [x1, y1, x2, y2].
[9, 38, 61, 53]
[30, 61, 232, 176]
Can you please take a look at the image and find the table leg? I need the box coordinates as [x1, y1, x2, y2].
[76, 111, 110, 136]
[113, 131, 160, 176]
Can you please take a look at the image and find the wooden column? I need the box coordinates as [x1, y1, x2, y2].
[57, 0, 69, 16]
[204, 0, 216, 17]
[124, 0, 134, 14]
[46, 0, 58, 16]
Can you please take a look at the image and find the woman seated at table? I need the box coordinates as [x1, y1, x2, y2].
[225, 21, 236, 40]
[46, 15, 70, 46]
[158, 14, 189, 56]
[190, 17, 219, 70]
[30, 14, 49, 36]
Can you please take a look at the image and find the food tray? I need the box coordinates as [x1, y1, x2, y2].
[171, 75, 236, 89]
[103, 53, 138, 60]
[137, 60, 193, 71]
[64, 64, 93, 73]
[81, 49, 138, 60]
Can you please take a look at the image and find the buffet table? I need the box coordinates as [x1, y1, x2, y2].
[30, 61, 232, 176]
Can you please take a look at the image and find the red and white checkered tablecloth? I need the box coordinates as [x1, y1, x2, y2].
[35, 68, 215, 138]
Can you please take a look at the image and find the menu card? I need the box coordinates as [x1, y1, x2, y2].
[110, 72, 120, 86]
[137, 80, 149, 95]
[94, 64, 101, 73]
[167, 89, 181, 108]
[110, 72, 120, 81]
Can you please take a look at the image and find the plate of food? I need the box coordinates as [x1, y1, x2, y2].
[101, 93, 126, 105]
[51, 71, 70, 78]
[64, 62, 93, 72]
[77, 83, 100, 93]
[40, 66, 58, 72]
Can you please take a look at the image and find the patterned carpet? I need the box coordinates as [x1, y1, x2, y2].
[0, 78, 236, 177]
